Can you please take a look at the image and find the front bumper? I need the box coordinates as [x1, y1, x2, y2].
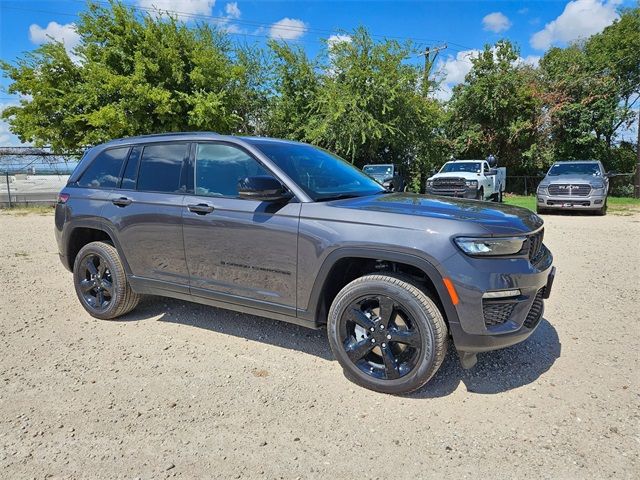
[537, 191, 606, 210]
[442, 248, 555, 353]
[426, 187, 477, 199]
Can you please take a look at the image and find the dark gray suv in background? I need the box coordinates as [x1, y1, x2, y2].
[55, 132, 555, 394]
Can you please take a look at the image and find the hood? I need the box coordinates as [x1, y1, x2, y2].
[543, 174, 603, 185]
[429, 172, 478, 180]
[329, 193, 543, 235]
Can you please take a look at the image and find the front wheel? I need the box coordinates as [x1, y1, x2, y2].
[327, 274, 448, 394]
[476, 187, 484, 201]
[73, 241, 140, 320]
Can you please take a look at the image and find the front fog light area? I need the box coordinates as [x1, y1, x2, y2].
[483, 289, 521, 299]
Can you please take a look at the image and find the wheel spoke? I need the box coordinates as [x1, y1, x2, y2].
[377, 296, 394, 327]
[96, 289, 105, 307]
[345, 307, 375, 331]
[388, 328, 421, 348]
[381, 343, 400, 379]
[344, 338, 375, 362]
[101, 279, 113, 294]
[85, 258, 98, 276]
[80, 279, 95, 292]
[97, 259, 106, 279]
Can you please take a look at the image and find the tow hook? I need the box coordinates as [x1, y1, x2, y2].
[459, 352, 478, 370]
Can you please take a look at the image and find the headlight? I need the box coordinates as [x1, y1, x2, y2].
[426, 180, 433, 187]
[592, 181, 604, 189]
[537, 183, 548, 193]
[465, 180, 478, 187]
[454, 236, 527, 256]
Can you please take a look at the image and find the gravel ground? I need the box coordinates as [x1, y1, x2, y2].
[0, 210, 638, 479]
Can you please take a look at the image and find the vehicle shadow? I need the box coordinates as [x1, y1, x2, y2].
[121, 297, 561, 396]
[121, 296, 333, 360]
[409, 319, 561, 398]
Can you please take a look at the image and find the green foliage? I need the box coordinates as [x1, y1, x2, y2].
[446, 40, 543, 173]
[1, 1, 263, 150]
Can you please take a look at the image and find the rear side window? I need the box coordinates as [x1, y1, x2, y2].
[77, 147, 129, 189]
[137, 143, 188, 193]
[120, 146, 143, 190]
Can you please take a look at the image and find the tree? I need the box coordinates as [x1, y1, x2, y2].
[1, 1, 265, 152]
[446, 40, 543, 173]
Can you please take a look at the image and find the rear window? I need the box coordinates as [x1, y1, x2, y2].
[77, 147, 130, 189]
[136, 143, 188, 193]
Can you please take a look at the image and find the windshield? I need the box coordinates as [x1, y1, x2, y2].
[548, 163, 601, 176]
[251, 141, 385, 201]
[363, 165, 393, 176]
[440, 162, 482, 174]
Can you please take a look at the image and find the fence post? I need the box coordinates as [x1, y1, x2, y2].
[5, 171, 12, 208]
[524, 176, 528, 196]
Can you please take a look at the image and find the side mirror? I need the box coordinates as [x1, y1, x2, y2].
[487, 168, 497, 176]
[605, 171, 617, 178]
[238, 176, 292, 202]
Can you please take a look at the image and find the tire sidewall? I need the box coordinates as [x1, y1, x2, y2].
[327, 278, 441, 394]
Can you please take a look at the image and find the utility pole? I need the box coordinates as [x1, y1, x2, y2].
[418, 44, 447, 96]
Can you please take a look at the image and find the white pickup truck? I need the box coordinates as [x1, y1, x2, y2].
[425, 159, 506, 202]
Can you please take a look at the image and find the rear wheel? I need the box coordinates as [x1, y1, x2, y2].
[73, 241, 140, 319]
[327, 274, 448, 394]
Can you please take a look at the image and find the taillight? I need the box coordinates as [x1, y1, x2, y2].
[57, 193, 70, 204]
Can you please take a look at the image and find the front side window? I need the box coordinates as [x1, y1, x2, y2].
[137, 143, 188, 193]
[195, 143, 272, 197]
[250, 141, 384, 201]
[77, 147, 129, 189]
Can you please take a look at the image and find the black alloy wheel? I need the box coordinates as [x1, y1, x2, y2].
[327, 274, 448, 394]
[78, 253, 114, 310]
[340, 295, 421, 380]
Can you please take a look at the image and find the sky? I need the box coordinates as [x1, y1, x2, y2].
[0, 0, 636, 146]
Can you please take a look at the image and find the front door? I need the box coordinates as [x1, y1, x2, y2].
[182, 142, 300, 312]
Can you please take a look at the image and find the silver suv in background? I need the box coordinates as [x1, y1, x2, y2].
[537, 160, 610, 215]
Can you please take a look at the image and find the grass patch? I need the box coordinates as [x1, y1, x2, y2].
[504, 195, 640, 215]
[0, 205, 55, 216]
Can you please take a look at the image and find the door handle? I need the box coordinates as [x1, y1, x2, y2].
[112, 196, 132, 207]
[188, 203, 215, 215]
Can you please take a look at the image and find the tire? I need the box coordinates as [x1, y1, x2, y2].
[536, 206, 546, 215]
[497, 190, 503, 203]
[327, 274, 448, 394]
[476, 187, 484, 201]
[73, 241, 140, 320]
[596, 200, 607, 216]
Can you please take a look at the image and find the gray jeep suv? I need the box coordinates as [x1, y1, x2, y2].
[55, 133, 555, 394]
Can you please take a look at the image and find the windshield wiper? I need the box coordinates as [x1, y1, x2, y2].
[315, 193, 362, 202]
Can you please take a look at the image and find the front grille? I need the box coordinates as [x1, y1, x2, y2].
[526, 229, 545, 264]
[524, 288, 545, 329]
[432, 177, 466, 190]
[483, 302, 516, 327]
[548, 184, 591, 196]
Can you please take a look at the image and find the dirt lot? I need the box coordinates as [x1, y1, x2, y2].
[0, 210, 638, 479]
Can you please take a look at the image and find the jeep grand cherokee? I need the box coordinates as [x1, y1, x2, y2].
[55, 133, 555, 394]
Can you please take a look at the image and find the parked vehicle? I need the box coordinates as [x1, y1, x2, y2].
[55, 133, 555, 394]
[536, 160, 611, 215]
[426, 159, 506, 201]
[362, 163, 406, 192]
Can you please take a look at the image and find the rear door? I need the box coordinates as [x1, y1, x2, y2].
[182, 142, 300, 312]
[101, 142, 191, 293]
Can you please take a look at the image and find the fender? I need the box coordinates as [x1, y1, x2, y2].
[298, 247, 460, 327]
